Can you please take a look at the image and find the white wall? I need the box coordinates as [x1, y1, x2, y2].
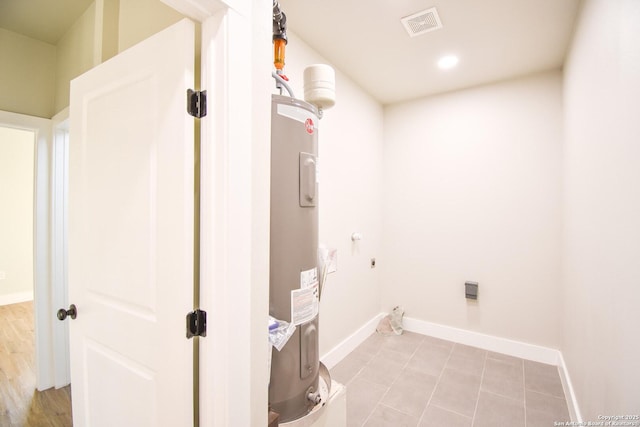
[284, 32, 385, 355]
[562, 0, 640, 418]
[118, 0, 184, 52]
[0, 28, 56, 118]
[55, 2, 98, 115]
[382, 71, 563, 349]
[0, 126, 35, 303]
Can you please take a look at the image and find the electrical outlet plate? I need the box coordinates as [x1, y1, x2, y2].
[465, 281, 478, 299]
[0, 271, 5, 280]
[319, 246, 338, 274]
[326, 248, 337, 273]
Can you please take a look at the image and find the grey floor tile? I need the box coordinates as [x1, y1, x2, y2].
[525, 389, 570, 427]
[524, 360, 565, 398]
[451, 343, 487, 359]
[336, 332, 570, 427]
[473, 391, 525, 427]
[380, 368, 437, 417]
[429, 367, 481, 417]
[356, 351, 405, 387]
[445, 351, 486, 377]
[363, 404, 419, 427]
[444, 343, 487, 377]
[405, 340, 451, 377]
[358, 332, 387, 356]
[346, 376, 388, 427]
[481, 357, 525, 401]
[484, 356, 524, 380]
[380, 331, 425, 355]
[377, 346, 413, 366]
[351, 341, 382, 364]
[418, 404, 472, 427]
[481, 375, 524, 403]
[487, 351, 523, 367]
[358, 333, 386, 358]
[421, 335, 455, 351]
[330, 350, 370, 385]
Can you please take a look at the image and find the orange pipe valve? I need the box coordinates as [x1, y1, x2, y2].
[274, 38, 286, 71]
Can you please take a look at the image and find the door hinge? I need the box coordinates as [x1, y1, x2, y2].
[186, 309, 207, 338]
[187, 89, 207, 118]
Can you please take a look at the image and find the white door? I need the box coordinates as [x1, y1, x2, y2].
[67, 19, 195, 427]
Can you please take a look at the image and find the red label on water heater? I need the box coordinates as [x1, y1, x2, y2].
[305, 118, 314, 134]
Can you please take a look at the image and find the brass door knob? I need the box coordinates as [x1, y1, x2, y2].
[57, 304, 77, 321]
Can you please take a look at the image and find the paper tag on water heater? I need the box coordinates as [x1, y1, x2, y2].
[300, 267, 318, 289]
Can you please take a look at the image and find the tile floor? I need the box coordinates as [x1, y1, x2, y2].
[329, 331, 569, 427]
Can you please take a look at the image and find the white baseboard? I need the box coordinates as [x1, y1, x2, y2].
[403, 316, 560, 365]
[320, 313, 582, 423]
[320, 312, 385, 369]
[0, 290, 34, 306]
[557, 351, 583, 423]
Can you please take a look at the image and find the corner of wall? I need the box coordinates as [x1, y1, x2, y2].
[284, 30, 386, 358]
[54, 2, 98, 114]
[561, 0, 640, 418]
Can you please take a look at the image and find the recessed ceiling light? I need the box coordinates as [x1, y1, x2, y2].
[437, 55, 459, 70]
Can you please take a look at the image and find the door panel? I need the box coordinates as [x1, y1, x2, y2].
[68, 19, 195, 427]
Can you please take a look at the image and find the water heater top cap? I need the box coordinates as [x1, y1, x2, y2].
[303, 64, 336, 110]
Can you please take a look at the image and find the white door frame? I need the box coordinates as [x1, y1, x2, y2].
[161, 1, 271, 426]
[0, 110, 54, 391]
[50, 108, 71, 388]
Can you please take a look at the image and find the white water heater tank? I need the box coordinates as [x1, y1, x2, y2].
[303, 64, 336, 110]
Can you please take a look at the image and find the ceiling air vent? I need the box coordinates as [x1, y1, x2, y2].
[400, 7, 443, 37]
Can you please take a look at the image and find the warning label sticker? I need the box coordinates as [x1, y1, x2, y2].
[291, 268, 319, 325]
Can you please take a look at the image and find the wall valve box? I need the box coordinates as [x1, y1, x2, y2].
[465, 281, 478, 300]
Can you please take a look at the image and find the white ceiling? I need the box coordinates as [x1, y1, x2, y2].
[280, 0, 582, 104]
[0, 0, 94, 44]
[1, 0, 581, 105]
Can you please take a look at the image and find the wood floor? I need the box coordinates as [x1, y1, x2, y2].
[0, 301, 72, 426]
